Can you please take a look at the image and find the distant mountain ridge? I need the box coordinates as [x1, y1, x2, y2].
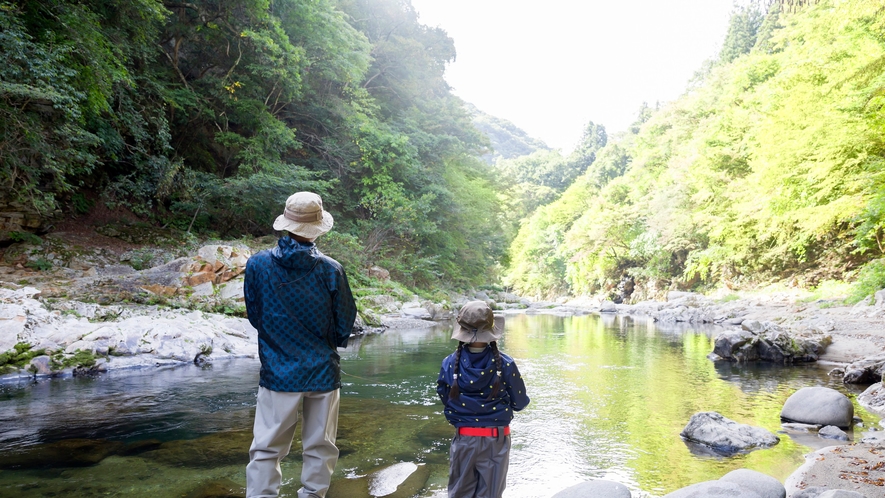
[467, 103, 551, 163]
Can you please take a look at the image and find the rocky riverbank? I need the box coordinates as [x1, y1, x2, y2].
[4, 229, 885, 497]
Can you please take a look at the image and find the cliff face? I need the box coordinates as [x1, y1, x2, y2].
[0, 195, 47, 243]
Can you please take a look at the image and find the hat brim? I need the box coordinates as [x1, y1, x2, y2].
[273, 210, 333, 239]
[451, 314, 505, 343]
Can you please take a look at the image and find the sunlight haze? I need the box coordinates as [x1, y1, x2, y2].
[411, 0, 737, 152]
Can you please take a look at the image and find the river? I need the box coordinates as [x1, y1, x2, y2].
[0, 313, 879, 497]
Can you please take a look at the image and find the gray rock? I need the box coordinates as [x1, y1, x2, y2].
[713, 330, 760, 362]
[0, 304, 27, 352]
[841, 354, 885, 384]
[857, 382, 885, 416]
[190, 282, 215, 297]
[719, 469, 785, 498]
[875, 289, 885, 308]
[663, 480, 762, 498]
[599, 300, 618, 313]
[818, 425, 850, 441]
[784, 443, 884, 497]
[217, 280, 244, 301]
[742, 319, 767, 334]
[781, 422, 822, 432]
[401, 307, 432, 320]
[817, 491, 868, 498]
[781, 387, 854, 427]
[680, 411, 779, 454]
[667, 291, 701, 302]
[28, 355, 52, 375]
[551, 479, 632, 498]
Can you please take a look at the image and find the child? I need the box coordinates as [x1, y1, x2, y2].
[437, 300, 531, 498]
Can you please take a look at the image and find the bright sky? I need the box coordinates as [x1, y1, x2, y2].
[410, 0, 737, 152]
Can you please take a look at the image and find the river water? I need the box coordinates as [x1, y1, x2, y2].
[0, 313, 879, 497]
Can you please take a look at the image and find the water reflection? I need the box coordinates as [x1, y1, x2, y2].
[0, 314, 879, 497]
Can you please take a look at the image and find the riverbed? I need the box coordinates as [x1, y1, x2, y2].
[0, 313, 879, 497]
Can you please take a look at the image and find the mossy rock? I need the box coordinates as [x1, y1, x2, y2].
[139, 430, 253, 468]
[0, 438, 125, 469]
[183, 478, 246, 498]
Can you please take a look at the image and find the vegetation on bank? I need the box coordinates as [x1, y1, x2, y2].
[3, 0, 885, 305]
[504, 0, 885, 301]
[0, 0, 504, 290]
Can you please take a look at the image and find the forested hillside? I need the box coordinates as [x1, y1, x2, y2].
[0, 0, 503, 288]
[467, 103, 551, 164]
[505, 0, 885, 301]
[5, 0, 885, 300]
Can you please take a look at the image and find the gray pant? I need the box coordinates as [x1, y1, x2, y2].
[246, 387, 340, 498]
[448, 432, 511, 498]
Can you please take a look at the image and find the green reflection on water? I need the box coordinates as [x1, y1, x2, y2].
[0, 314, 879, 498]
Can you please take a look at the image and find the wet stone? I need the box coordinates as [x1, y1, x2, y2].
[140, 431, 253, 468]
[0, 438, 125, 469]
[184, 478, 246, 498]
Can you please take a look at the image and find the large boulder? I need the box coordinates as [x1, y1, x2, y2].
[713, 330, 760, 362]
[781, 387, 854, 427]
[552, 479, 632, 498]
[664, 469, 785, 498]
[680, 412, 779, 454]
[663, 481, 762, 498]
[719, 469, 785, 498]
[713, 327, 828, 364]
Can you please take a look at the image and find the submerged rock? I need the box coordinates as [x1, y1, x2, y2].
[328, 462, 429, 498]
[184, 478, 246, 498]
[680, 411, 779, 455]
[818, 425, 850, 441]
[0, 438, 125, 469]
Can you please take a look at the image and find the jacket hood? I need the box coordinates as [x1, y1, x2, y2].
[271, 236, 320, 270]
[458, 347, 496, 395]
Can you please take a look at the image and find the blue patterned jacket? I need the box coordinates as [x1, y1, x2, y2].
[437, 346, 530, 427]
[245, 236, 357, 392]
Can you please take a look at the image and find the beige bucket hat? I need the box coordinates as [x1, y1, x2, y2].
[452, 300, 505, 343]
[272, 192, 334, 239]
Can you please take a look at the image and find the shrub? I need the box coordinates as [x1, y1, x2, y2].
[847, 259, 885, 304]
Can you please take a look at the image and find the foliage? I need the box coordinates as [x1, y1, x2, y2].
[51, 349, 97, 370]
[7, 231, 42, 245]
[25, 258, 52, 271]
[469, 103, 550, 164]
[0, 342, 46, 373]
[1, 0, 507, 290]
[504, 0, 885, 299]
[848, 259, 885, 303]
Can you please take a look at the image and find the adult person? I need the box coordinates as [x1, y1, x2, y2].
[245, 191, 357, 498]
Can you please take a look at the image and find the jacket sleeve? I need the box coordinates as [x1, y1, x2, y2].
[436, 363, 451, 403]
[505, 360, 530, 412]
[332, 267, 357, 348]
[244, 258, 262, 332]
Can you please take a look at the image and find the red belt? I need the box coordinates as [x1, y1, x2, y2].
[458, 426, 510, 437]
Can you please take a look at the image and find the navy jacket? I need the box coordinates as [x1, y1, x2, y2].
[437, 346, 530, 427]
[245, 236, 357, 392]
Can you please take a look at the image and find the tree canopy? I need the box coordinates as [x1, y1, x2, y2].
[504, 0, 885, 300]
[0, 0, 505, 288]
